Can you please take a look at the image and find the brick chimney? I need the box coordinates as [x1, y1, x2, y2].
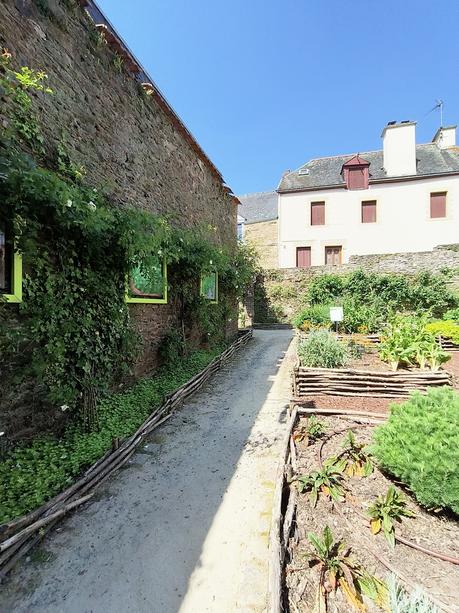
[432, 125, 456, 149]
[382, 121, 417, 177]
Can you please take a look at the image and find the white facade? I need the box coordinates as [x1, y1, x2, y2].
[278, 124, 459, 268]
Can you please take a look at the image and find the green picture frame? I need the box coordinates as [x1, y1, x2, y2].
[200, 271, 218, 304]
[125, 257, 168, 304]
[2, 251, 23, 304]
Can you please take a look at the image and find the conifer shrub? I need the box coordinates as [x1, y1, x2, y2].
[372, 387, 459, 514]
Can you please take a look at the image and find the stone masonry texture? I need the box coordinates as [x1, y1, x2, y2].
[0, 0, 237, 439]
[244, 220, 278, 269]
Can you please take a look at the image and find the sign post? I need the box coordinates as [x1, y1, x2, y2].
[329, 306, 344, 333]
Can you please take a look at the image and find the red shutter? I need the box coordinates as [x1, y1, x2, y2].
[361, 200, 377, 223]
[296, 247, 311, 268]
[430, 192, 446, 218]
[348, 168, 368, 190]
[311, 202, 325, 225]
[325, 246, 342, 266]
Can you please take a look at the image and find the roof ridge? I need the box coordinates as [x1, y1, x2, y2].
[237, 190, 277, 198]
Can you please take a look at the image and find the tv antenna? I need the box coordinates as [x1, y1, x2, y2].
[433, 99, 444, 127]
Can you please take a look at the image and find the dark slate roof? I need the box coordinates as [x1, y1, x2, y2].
[238, 191, 278, 223]
[278, 144, 459, 192]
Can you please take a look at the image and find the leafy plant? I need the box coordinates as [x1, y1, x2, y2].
[372, 387, 459, 514]
[378, 314, 449, 371]
[307, 526, 387, 612]
[293, 415, 326, 445]
[367, 486, 415, 547]
[298, 329, 349, 368]
[340, 430, 373, 477]
[297, 457, 346, 506]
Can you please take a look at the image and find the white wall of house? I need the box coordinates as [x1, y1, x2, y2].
[278, 175, 459, 268]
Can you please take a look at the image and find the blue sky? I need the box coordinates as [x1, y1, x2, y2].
[97, 0, 459, 195]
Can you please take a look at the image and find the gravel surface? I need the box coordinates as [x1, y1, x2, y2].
[1, 330, 295, 613]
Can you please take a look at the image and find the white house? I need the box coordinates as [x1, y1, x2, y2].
[278, 122, 459, 268]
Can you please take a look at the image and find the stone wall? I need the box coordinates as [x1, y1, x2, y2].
[0, 0, 238, 438]
[254, 247, 459, 323]
[0, 0, 238, 355]
[244, 220, 278, 269]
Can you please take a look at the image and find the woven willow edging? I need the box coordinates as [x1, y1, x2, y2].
[292, 366, 453, 398]
[0, 329, 253, 578]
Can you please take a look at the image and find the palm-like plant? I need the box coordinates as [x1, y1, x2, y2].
[307, 526, 387, 611]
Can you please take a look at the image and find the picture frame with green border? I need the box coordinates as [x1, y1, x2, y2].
[0, 218, 23, 304]
[2, 252, 23, 303]
[200, 271, 218, 304]
[125, 257, 168, 304]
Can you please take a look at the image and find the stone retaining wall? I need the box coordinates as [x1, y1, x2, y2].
[253, 247, 459, 324]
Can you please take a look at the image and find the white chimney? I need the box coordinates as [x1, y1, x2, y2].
[382, 121, 417, 177]
[432, 125, 456, 149]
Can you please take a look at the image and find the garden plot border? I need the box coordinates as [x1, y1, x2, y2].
[268, 407, 456, 613]
[0, 329, 253, 578]
[293, 366, 453, 398]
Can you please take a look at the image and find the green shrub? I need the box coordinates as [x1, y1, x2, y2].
[0, 346, 222, 523]
[298, 329, 349, 368]
[426, 320, 459, 344]
[341, 296, 389, 334]
[372, 387, 459, 514]
[379, 314, 450, 371]
[291, 304, 331, 330]
[443, 307, 459, 322]
[306, 270, 458, 319]
[307, 274, 345, 305]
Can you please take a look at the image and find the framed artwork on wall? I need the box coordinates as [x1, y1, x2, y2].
[0, 220, 22, 303]
[200, 271, 218, 304]
[125, 256, 168, 304]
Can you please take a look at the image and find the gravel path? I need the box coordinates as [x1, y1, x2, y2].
[2, 329, 295, 613]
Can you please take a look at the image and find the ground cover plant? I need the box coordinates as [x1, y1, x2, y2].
[0, 347, 223, 524]
[372, 387, 459, 514]
[426, 319, 459, 344]
[297, 329, 349, 368]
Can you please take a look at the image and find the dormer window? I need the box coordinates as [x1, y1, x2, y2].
[341, 155, 370, 190]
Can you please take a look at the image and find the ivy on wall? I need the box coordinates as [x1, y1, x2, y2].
[0, 52, 258, 432]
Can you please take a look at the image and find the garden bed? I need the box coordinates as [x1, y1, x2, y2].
[293, 365, 453, 398]
[270, 408, 459, 613]
[294, 331, 453, 398]
[0, 329, 253, 578]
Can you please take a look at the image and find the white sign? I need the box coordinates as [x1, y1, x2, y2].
[330, 306, 344, 322]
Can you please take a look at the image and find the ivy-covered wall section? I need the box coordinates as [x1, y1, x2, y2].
[0, 1, 255, 441]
